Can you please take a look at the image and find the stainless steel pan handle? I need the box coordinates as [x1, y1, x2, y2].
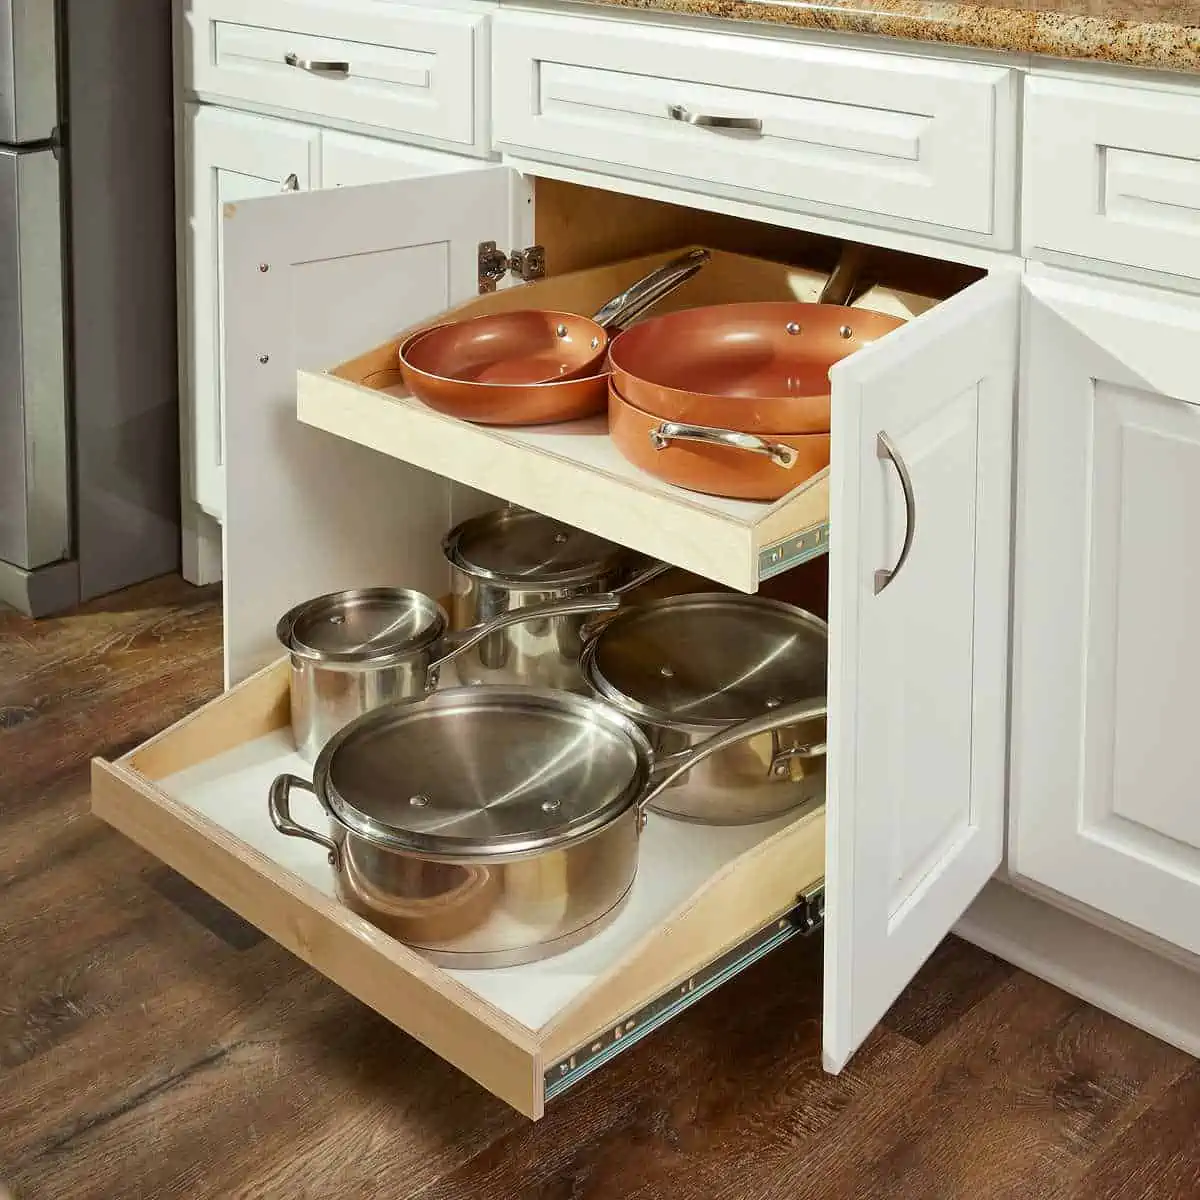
[667, 104, 763, 134]
[874, 430, 916, 595]
[636, 696, 830, 821]
[427, 593, 621, 687]
[590, 249, 711, 333]
[285, 51, 350, 77]
[650, 422, 799, 469]
[269, 774, 341, 868]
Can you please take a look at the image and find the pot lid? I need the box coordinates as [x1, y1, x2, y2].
[585, 593, 828, 729]
[444, 507, 624, 586]
[314, 687, 651, 858]
[279, 588, 446, 664]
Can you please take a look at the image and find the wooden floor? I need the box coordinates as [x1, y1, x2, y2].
[1, 576, 1198, 1199]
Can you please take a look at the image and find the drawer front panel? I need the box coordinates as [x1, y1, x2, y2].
[493, 12, 1015, 240]
[187, 0, 483, 148]
[1025, 76, 1200, 282]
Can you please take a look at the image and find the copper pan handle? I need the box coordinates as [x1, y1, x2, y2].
[650, 422, 799, 469]
[874, 430, 916, 595]
[590, 249, 711, 332]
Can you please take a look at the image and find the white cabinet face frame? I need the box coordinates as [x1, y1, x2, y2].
[1012, 270, 1200, 957]
[216, 167, 1020, 1079]
[187, 104, 319, 520]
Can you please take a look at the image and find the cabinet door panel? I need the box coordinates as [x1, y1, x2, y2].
[1012, 274, 1200, 955]
[320, 131, 478, 189]
[824, 272, 1018, 1071]
[219, 166, 517, 686]
[187, 105, 317, 520]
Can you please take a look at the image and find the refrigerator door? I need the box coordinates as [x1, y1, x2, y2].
[0, 0, 58, 144]
[0, 143, 68, 570]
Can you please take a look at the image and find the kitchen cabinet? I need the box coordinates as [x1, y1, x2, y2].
[94, 165, 1018, 1110]
[1011, 271, 1200, 957]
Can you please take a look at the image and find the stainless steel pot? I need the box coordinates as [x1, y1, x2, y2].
[443, 507, 669, 691]
[276, 588, 620, 763]
[580, 593, 829, 825]
[268, 686, 827, 968]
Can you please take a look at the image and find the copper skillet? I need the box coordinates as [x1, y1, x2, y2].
[400, 249, 710, 410]
[608, 249, 906, 435]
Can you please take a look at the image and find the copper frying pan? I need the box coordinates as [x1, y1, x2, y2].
[608, 301, 906, 435]
[403, 249, 710, 390]
[608, 379, 830, 503]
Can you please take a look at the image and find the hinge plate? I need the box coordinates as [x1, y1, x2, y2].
[478, 241, 546, 294]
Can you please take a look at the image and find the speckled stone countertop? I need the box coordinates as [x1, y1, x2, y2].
[564, 0, 1200, 72]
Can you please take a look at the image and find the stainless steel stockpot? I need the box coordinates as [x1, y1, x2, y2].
[580, 593, 829, 825]
[268, 687, 827, 968]
[276, 587, 619, 763]
[442, 507, 669, 692]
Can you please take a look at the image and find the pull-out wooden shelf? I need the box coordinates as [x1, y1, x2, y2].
[91, 660, 826, 1119]
[296, 247, 951, 592]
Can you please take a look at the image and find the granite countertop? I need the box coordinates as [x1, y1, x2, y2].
[567, 0, 1200, 72]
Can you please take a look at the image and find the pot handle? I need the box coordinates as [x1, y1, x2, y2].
[636, 697, 830, 820]
[649, 422, 799, 470]
[427, 592, 622, 686]
[269, 774, 341, 869]
[580, 559, 672, 642]
[769, 741, 828, 777]
[590, 249, 710, 333]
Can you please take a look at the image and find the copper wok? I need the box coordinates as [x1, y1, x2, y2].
[608, 301, 906, 435]
[399, 249, 709, 415]
[608, 380, 830, 502]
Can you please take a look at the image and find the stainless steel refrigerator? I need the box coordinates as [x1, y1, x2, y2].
[0, 0, 178, 616]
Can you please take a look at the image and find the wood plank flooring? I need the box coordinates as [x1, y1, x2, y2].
[1, 575, 1197, 1199]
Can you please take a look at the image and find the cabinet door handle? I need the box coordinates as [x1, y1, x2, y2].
[874, 430, 916, 595]
[284, 52, 350, 78]
[667, 104, 763, 134]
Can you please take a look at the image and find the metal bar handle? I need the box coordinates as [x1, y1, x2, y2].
[667, 104, 763, 134]
[650, 422, 799, 469]
[284, 51, 350, 77]
[590, 249, 711, 332]
[269, 774, 340, 868]
[874, 430, 916, 595]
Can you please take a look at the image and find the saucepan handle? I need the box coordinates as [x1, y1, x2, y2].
[650, 422, 799, 470]
[635, 697, 830, 823]
[427, 593, 622, 686]
[269, 774, 341, 868]
[590, 249, 711, 333]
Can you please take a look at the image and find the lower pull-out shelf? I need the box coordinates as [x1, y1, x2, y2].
[90, 660, 827, 1119]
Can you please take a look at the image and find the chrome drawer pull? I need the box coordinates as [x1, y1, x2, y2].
[667, 104, 763, 134]
[284, 52, 350, 78]
[874, 430, 916, 595]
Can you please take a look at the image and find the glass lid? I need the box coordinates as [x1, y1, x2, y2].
[585, 593, 829, 729]
[315, 688, 650, 858]
[444, 507, 624, 586]
[280, 588, 446, 663]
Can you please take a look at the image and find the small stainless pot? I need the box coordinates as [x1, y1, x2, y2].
[443, 507, 669, 692]
[277, 588, 620, 763]
[580, 593, 830, 825]
[269, 687, 827, 968]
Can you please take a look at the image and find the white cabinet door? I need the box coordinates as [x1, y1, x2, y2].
[319, 130, 479, 189]
[1012, 272, 1200, 956]
[186, 105, 318, 521]
[823, 272, 1019, 1071]
[219, 165, 518, 686]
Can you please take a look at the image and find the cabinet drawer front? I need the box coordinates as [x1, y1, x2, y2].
[187, 0, 483, 148]
[1025, 77, 1200, 283]
[90, 659, 825, 1119]
[493, 12, 1015, 241]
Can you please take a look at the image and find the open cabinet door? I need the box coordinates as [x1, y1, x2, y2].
[219, 166, 521, 686]
[823, 272, 1019, 1071]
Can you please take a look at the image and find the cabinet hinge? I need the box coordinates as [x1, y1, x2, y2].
[478, 241, 546, 294]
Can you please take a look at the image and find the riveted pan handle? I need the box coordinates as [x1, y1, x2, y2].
[874, 430, 916, 595]
[590, 249, 711, 332]
[269, 774, 340, 868]
[650, 422, 799, 469]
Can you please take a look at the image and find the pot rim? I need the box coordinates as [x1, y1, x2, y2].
[309, 686, 657, 861]
[581, 593, 830, 731]
[442, 509, 626, 589]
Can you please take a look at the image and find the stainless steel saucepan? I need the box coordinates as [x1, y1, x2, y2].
[268, 687, 827, 968]
[276, 588, 620, 762]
